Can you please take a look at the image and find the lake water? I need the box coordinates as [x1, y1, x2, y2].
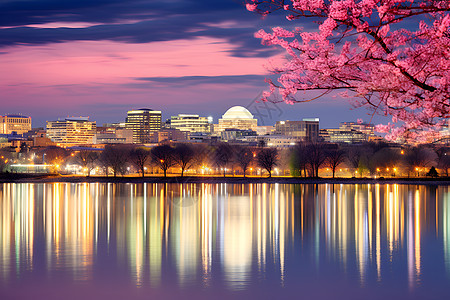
[0, 183, 449, 299]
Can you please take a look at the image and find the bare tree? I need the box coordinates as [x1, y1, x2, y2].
[192, 144, 213, 172]
[305, 143, 327, 178]
[0, 150, 12, 173]
[151, 145, 176, 177]
[76, 150, 99, 177]
[291, 144, 308, 177]
[325, 148, 346, 178]
[345, 145, 372, 177]
[100, 145, 130, 177]
[436, 147, 450, 177]
[43, 146, 70, 173]
[235, 146, 254, 178]
[130, 147, 151, 178]
[369, 147, 402, 176]
[257, 148, 278, 178]
[174, 144, 195, 177]
[214, 143, 233, 177]
[404, 146, 437, 177]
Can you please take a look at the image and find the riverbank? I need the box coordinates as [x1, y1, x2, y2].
[1, 174, 449, 185]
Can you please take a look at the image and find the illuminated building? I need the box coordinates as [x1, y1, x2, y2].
[221, 128, 256, 141]
[150, 128, 188, 143]
[319, 128, 366, 144]
[0, 114, 32, 134]
[31, 130, 55, 147]
[241, 135, 297, 148]
[275, 118, 319, 142]
[46, 117, 96, 146]
[215, 106, 257, 133]
[169, 114, 212, 133]
[94, 127, 133, 144]
[125, 109, 162, 144]
[320, 121, 376, 144]
[339, 121, 375, 137]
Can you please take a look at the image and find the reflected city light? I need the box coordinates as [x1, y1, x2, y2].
[0, 183, 448, 292]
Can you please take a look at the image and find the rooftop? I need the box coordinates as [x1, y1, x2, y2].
[222, 106, 254, 120]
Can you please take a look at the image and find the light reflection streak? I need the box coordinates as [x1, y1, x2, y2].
[0, 183, 446, 291]
[444, 187, 450, 275]
[414, 189, 421, 281]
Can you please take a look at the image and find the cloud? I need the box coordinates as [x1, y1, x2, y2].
[135, 74, 268, 86]
[0, 0, 288, 57]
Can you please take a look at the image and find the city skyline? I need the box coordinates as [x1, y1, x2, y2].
[0, 0, 391, 129]
[1, 106, 377, 130]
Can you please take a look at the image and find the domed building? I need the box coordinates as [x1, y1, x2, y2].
[215, 106, 258, 133]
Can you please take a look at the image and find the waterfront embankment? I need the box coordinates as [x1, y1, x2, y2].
[1, 174, 449, 186]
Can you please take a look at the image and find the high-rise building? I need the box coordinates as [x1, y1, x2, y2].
[275, 118, 319, 142]
[0, 114, 32, 134]
[125, 109, 162, 144]
[169, 114, 211, 133]
[215, 106, 257, 133]
[46, 117, 96, 146]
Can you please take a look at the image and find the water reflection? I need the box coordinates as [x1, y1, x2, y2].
[0, 183, 449, 295]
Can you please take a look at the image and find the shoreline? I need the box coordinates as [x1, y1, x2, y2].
[1, 174, 449, 185]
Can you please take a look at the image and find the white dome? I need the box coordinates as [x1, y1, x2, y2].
[222, 106, 254, 119]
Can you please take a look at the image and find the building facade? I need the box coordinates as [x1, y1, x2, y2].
[126, 109, 162, 144]
[215, 106, 257, 133]
[46, 117, 96, 146]
[221, 129, 256, 141]
[275, 118, 319, 141]
[339, 121, 375, 137]
[94, 127, 133, 144]
[0, 114, 32, 134]
[150, 128, 188, 143]
[320, 128, 367, 144]
[169, 114, 211, 133]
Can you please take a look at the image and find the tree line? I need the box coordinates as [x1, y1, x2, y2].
[2, 142, 449, 178]
[70, 143, 279, 178]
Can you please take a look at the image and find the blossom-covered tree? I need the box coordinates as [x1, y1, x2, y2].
[246, 0, 450, 141]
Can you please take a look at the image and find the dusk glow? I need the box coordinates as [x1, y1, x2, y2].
[0, 0, 386, 128]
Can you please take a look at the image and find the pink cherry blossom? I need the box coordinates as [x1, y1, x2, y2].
[246, 0, 450, 142]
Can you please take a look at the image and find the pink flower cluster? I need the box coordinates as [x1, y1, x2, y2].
[246, 0, 450, 142]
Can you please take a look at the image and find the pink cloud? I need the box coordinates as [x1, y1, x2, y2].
[0, 38, 270, 87]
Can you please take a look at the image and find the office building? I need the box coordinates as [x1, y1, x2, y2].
[275, 118, 319, 141]
[169, 114, 211, 133]
[320, 128, 367, 144]
[46, 117, 96, 146]
[94, 127, 133, 144]
[0, 114, 32, 134]
[150, 128, 188, 143]
[125, 109, 162, 144]
[320, 121, 376, 144]
[339, 121, 375, 137]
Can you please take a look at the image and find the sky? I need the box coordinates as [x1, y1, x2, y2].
[0, 0, 390, 128]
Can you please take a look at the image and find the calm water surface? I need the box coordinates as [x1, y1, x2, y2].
[0, 183, 449, 299]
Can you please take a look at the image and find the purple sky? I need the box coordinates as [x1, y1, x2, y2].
[0, 0, 389, 128]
